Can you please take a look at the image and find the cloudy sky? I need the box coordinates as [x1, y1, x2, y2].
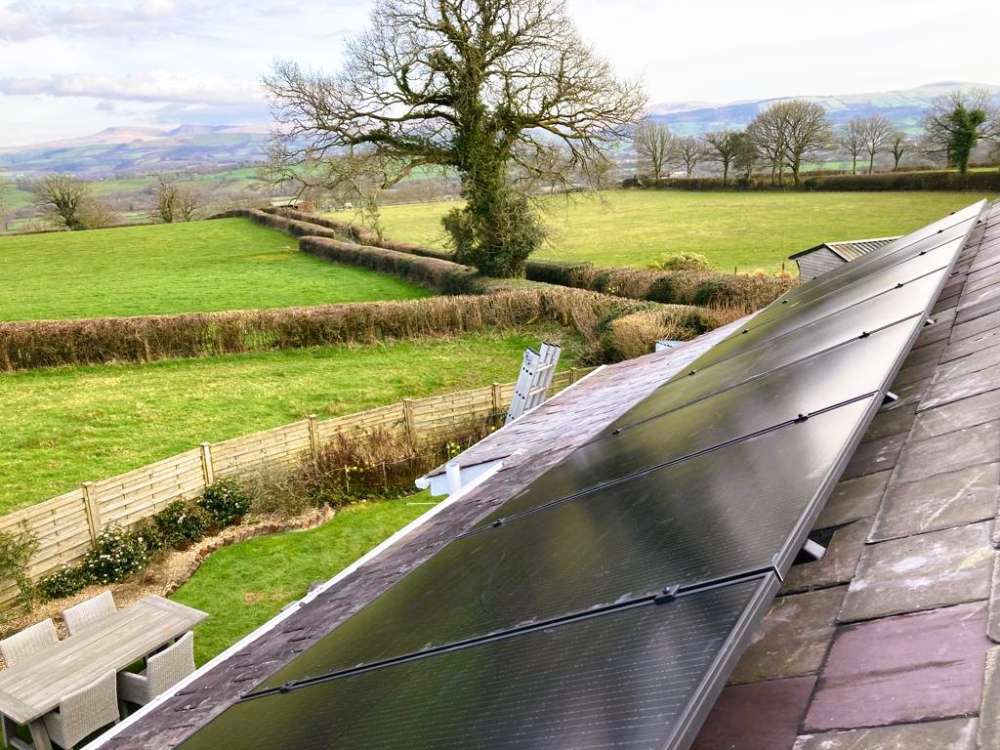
[1, 0, 998, 146]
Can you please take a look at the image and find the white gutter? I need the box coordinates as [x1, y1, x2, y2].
[82, 459, 504, 750]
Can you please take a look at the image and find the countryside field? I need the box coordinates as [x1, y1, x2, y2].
[0, 218, 428, 321]
[376, 190, 997, 272]
[0, 328, 580, 513]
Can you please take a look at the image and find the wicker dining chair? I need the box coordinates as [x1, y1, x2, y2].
[43, 670, 120, 750]
[0, 618, 58, 669]
[61, 591, 116, 636]
[118, 631, 195, 709]
[1, 619, 60, 750]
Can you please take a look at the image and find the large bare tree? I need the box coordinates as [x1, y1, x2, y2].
[859, 115, 894, 174]
[263, 0, 645, 276]
[33, 175, 91, 231]
[838, 119, 865, 175]
[672, 136, 704, 177]
[750, 100, 830, 186]
[154, 176, 201, 223]
[703, 130, 742, 185]
[632, 119, 673, 181]
[923, 88, 1000, 174]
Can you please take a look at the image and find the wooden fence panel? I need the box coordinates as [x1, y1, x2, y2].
[315, 404, 407, 443]
[94, 449, 205, 529]
[212, 421, 313, 478]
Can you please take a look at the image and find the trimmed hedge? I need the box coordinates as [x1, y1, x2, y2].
[802, 171, 1000, 192]
[300, 236, 480, 294]
[0, 288, 656, 371]
[624, 170, 1000, 193]
[522, 261, 794, 312]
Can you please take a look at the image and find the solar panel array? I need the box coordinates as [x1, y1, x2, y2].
[177, 201, 986, 750]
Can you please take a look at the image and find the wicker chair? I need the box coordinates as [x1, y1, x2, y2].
[118, 632, 195, 710]
[1, 619, 61, 749]
[43, 670, 120, 750]
[0, 618, 58, 669]
[61, 591, 116, 636]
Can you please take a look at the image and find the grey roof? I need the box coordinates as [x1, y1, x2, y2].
[790, 237, 898, 262]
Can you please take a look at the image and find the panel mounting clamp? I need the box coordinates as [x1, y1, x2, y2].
[654, 585, 680, 605]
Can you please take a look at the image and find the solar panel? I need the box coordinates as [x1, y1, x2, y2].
[256, 398, 874, 689]
[173, 202, 985, 750]
[471, 317, 919, 526]
[769, 203, 983, 309]
[692, 240, 960, 369]
[178, 575, 780, 750]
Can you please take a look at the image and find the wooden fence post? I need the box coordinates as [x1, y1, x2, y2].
[200, 443, 215, 487]
[491, 383, 503, 413]
[82, 482, 102, 544]
[307, 415, 321, 459]
[403, 399, 418, 447]
[570, 367, 582, 382]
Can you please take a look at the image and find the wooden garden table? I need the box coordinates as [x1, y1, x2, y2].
[0, 596, 207, 750]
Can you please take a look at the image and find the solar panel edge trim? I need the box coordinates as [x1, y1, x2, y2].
[663, 572, 782, 750]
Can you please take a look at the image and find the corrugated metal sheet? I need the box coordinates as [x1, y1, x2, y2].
[792, 237, 899, 280]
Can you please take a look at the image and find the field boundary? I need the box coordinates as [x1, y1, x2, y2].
[0, 368, 591, 609]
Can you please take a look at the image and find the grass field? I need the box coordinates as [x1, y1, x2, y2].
[376, 190, 996, 273]
[0, 327, 579, 513]
[172, 494, 434, 664]
[0, 218, 429, 321]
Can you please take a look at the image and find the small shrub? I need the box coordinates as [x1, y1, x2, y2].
[198, 480, 252, 527]
[154, 501, 211, 549]
[132, 518, 166, 553]
[648, 252, 711, 272]
[0, 526, 39, 612]
[37, 565, 89, 602]
[82, 526, 149, 584]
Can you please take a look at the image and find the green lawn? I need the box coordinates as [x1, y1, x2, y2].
[375, 190, 996, 273]
[172, 494, 435, 665]
[0, 218, 429, 321]
[0, 328, 578, 513]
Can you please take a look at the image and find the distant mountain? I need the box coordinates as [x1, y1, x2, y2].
[647, 81, 1000, 135]
[0, 124, 272, 178]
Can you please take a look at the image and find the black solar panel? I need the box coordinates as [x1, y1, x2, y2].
[693, 240, 960, 368]
[256, 397, 874, 689]
[472, 317, 919, 526]
[173, 201, 986, 750]
[179, 575, 780, 750]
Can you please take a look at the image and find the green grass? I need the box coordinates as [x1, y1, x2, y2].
[0, 328, 578, 514]
[171, 494, 434, 665]
[376, 190, 996, 273]
[0, 218, 429, 321]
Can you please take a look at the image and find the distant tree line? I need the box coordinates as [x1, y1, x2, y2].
[631, 88, 1000, 186]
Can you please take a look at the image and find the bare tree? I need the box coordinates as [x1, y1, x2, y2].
[923, 88, 1000, 174]
[858, 115, 894, 174]
[838, 119, 865, 175]
[781, 101, 831, 186]
[263, 0, 645, 276]
[889, 132, 910, 170]
[33, 175, 91, 230]
[672, 136, 704, 177]
[155, 176, 202, 223]
[703, 130, 742, 185]
[632, 119, 673, 181]
[732, 131, 758, 182]
[748, 109, 786, 184]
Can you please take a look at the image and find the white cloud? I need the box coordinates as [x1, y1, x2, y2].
[0, 72, 264, 105]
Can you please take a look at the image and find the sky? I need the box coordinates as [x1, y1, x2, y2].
[0, 0, 998, 147]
